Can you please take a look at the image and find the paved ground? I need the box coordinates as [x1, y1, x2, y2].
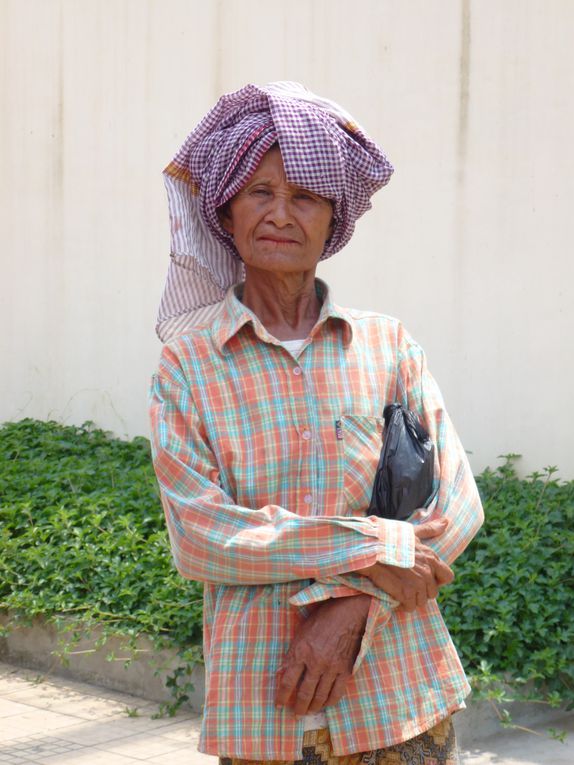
[459, 715, 574, 765]
[0, 662, 572, 765]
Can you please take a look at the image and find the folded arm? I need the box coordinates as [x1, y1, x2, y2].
[292, 326, 484, 608]
[149, 357, 416, 587]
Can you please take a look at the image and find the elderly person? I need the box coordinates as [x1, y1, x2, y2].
[149, 82, 483, 765]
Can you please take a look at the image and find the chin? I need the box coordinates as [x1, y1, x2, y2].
[246, 252, 319, 273]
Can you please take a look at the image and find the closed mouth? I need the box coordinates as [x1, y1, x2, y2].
[257, 236, 299, 244]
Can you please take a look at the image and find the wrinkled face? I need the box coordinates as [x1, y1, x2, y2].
[219, 146, 333, 275]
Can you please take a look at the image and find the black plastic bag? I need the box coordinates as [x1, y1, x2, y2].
[368, 403, 435, 521]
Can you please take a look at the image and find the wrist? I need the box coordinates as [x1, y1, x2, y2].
[342, 593, 371, 623]
[356, 563, 378, 581]
[319, 593, 370, 618]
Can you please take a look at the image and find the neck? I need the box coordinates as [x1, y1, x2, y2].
[241, 267, 321, 340]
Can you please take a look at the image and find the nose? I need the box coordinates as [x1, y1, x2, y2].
[264, 193, 293, 227]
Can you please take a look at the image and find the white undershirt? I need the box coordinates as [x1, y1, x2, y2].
[280, 338, 306, 356]
[302, 709, 328, 731]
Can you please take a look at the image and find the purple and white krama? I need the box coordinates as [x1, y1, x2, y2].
[156, 81, 394, 341]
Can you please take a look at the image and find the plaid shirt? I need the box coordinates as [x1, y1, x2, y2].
[149, 281, 484, 759]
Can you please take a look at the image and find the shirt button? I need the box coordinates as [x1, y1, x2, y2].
[303, 494, 313, 505]
[293, 366, 302, 376]
[302, 429, 311, 440]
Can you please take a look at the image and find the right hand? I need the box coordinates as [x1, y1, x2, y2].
[275, 594, 370, 716]
[357, 518, 453, 612]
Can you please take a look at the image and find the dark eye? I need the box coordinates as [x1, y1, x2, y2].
[294, 192, 316, 202]
[250, 187, 271, 197]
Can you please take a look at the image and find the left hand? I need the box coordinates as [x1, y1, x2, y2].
[357, 518, 453, 612]
[274, 594, 370, 717]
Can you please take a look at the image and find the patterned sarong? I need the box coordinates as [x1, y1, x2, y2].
[219, 717, 459, 765]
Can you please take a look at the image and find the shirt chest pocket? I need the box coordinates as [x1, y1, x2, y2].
[339, 414, 384, 516]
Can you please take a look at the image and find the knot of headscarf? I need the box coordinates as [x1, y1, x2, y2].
[157, 81, 394, 341]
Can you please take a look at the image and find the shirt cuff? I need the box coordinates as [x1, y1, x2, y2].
[352, 597, 393, 673]
[373, 517, 416, 567]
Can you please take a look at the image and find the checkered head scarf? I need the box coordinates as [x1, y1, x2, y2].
[157, 81, 394, 341]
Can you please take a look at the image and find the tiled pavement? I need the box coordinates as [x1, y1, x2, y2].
[0, 661, 214, 765]
[1, 661, 572, 765]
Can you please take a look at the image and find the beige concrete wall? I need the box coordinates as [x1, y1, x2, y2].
[1, 0, 573, 477]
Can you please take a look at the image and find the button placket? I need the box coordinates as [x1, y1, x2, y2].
[285, 358, 316, 513]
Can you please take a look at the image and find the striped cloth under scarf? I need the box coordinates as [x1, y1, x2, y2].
[156, 81, 394, 341]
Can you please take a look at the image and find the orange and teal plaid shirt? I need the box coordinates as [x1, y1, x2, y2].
[149, 281, 484, 759]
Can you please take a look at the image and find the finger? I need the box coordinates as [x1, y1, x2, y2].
[275, 663, 305, 707]
[415, 590, 429, 610]
[323, 674, 349, 708]
[413, 518, 449, 540]
[308, 672, 338, 713]
[292, 670, 321, 716]
[432, 558, 454, 585]
[425, 576, 439, 600]
[399, 585, 418, 613]
[417, 561, 438, 600]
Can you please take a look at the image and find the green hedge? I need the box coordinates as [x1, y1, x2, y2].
[440, 456, 573, 711]
[1, 419, 572, 714]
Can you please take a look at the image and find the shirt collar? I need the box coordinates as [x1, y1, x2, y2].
[212, 278, 353, 353]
